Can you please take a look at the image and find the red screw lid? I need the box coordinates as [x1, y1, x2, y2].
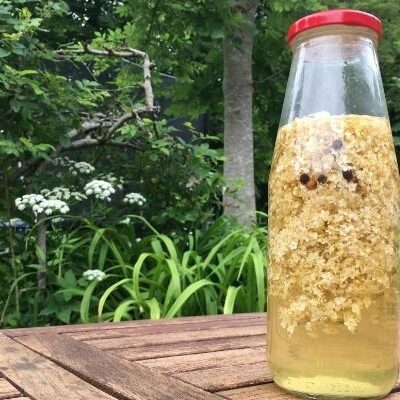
[287, 9, 383, 44]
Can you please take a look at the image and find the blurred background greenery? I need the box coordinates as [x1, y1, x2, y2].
[0, 0, 398, 327]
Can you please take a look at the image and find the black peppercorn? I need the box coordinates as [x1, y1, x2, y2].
[332, 139, 343, 150]
[342, 170, 354, 182]
[299, 173, 310, 185]
[317, 175, 327, 184]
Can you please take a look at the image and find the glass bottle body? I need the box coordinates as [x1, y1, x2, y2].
[267, 26, 400, 399]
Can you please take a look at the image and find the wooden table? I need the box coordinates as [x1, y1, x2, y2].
[0, 313, 398, 400]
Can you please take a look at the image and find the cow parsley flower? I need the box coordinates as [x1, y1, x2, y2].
[123, 193, 146, 206]
[84, 180, 115, 201]
[98, 173, 124, 190]
[41, 187, 86, 201]
[83, 269, 106, 282]
[32, 199, 70, 215]
[69, 161, 95, 175]
[53, 157, 95, 175]
[15, 194, 45, 211]
[16, 194, 69, 215]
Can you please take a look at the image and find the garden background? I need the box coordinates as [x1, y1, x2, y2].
[0, 0, 399, 328]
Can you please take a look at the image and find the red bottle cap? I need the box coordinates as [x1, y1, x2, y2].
[287, 9, 383, 44]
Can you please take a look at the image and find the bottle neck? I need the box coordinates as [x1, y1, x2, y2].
[280, 27, 388, 126]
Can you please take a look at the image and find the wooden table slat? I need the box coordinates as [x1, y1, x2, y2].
[84, 324, 266, 350]
[3, 313, 265, 338]
[66, 315, 266, 341]
[219, 383, 300, 399]
[15, 333, 227, 400]
[0, 378, 22, 399]
[111, 334, 266, 361]
[140, 347, 266, 374]
[0, 334, 117, 400]
[174, 361, 270, 392]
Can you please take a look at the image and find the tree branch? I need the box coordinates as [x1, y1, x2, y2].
[57, 44, 156, 111]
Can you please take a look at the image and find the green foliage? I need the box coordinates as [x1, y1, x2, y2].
[0, 216, 267, 326]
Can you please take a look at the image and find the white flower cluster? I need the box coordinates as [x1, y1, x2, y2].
[53, 156, 71, 167]
[83, 269, 106, 282]
[98, 173, 124, 190]
[33, 199, 70, 215]
[53, 157, 95, 175]
[15, 194, 69, 215]
[123, 192, 146, 206]
[84, 180, 115, 201]
[41, 187, 87, 201]
[69, 161, 95, 175]
[15, 194, 45, 211]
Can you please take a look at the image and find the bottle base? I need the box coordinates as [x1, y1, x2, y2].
[274, 375, 391, 400]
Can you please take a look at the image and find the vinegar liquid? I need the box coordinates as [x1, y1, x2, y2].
[267, 115, 400, 399]
[267, 293, 398, 399]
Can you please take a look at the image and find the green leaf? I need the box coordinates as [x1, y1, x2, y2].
[0, 48, 10, 58]
[224, 286, 242, 314]
[165, 279, 215, 318]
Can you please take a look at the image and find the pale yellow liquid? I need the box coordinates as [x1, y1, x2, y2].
[267, 294, 399, 399]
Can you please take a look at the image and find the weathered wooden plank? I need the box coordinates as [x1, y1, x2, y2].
[140, 347, 266, 374]
[220, 384, 400, 400]
[3, 313, 266, 338]
[0, 378, 21, 399]
[67, 315, 266, 341]
[3, 398, 31, 400]
[0, 334, 117, 400]
[219, 383, 298, 399]
[84, 324, 266, 350]
[111, 335, 266, 361]
[174, 361, 271, 391]
[16, 333, 228, 400]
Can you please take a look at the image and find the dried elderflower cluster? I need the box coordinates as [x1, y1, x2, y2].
[268, 114, 399, 335]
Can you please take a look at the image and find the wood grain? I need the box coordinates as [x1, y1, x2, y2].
[174, 361, 271, 391]
[0, 378, 21, 399]
[111, 334, 266, 361]
[66, 315, 266, 341]
[3, 313, 266, 338]
[0, 334, 116, 400]
[219, 383, 299, 399]
[140, 347, 266, 374]
[84, 324, 266, 350]
[16, 333, 227, 400]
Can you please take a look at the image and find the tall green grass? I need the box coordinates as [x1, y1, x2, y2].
[57, 216, 267, 323]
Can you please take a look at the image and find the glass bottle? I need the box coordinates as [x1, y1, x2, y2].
[267, 10, 399, 399]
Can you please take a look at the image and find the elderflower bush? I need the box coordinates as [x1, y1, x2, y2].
[83, 269, 106, 282]
[123, 193, 146, 206]
[84, 180, 116, 201]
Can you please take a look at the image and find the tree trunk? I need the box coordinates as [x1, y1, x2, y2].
[223, 0, 259, 228]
